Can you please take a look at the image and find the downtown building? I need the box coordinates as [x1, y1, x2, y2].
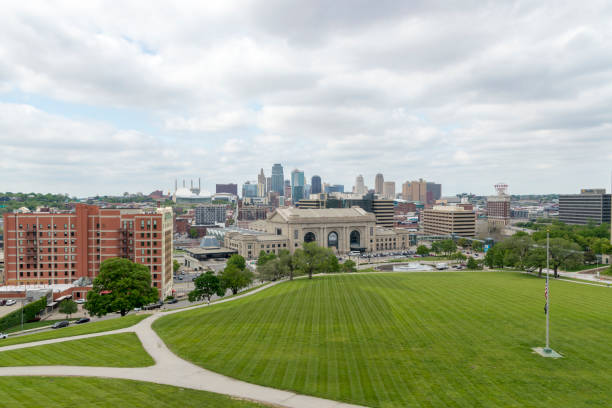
[216, 183, 238, 196]
[422, 206, 476, 237]
[2, 204, 173, 299]
[559, 189, 611, 225]
[296, 193, 395, 227]
[195, 205, 227, 225]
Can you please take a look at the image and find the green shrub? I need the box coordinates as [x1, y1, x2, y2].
[0, 297, 47, 332]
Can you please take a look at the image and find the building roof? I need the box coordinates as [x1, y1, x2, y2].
[273, 207, 374, 221]
[429, 205, 474, 212]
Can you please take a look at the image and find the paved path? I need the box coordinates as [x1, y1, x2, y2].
[0, 280, 365, 408]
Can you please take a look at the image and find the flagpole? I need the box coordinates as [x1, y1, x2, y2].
[546, 229, 550, 351]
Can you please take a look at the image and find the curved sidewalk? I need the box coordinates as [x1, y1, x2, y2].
[0, 280, 365, 408]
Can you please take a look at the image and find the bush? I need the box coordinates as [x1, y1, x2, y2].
[0, 297, 47, 332]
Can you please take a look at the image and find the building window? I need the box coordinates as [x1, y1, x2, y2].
[294, 230, 299, 239]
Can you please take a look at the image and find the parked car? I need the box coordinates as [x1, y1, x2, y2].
[5, 300, 16, 306]
[0, 333, 8, 339]
[167, 298, 178, 304]
[75, 317, 90, 324]
[134, 307, 142, 312]
[0, 300, 6, 306]
[52, 321, 70, 329]
[75, 299, 86, 304]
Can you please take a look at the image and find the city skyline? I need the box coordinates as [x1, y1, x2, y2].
[2, 2, 612, 196]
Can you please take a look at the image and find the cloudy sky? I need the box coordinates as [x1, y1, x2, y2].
[1, 1, 612, 197]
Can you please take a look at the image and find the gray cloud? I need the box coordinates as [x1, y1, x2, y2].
[1, 1, 612, 196]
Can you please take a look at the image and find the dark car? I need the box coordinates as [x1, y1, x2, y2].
[75, 317, 90, 324]
[167, 298, 179, 304]
[52, 320, 70, 329]
[0, 300, 6, 306]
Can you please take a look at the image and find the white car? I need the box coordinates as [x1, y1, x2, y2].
[5, 300, 16, 306]
[75, 299, 86, 304]
[0, 333, 7, 340]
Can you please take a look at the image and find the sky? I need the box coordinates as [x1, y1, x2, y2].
[1, 1, 612, 197]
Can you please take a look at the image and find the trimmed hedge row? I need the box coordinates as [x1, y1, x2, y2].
[0, 297, 47, 332]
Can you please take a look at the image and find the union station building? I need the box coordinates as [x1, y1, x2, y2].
[224, 207, 415, 259]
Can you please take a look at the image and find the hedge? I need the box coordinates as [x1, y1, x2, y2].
[0, 297, 47, 332]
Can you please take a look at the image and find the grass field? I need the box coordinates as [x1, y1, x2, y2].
[0, 377, 265, 407]
[0, 333, 153, 367]
[154, 272, 612, 408]
[0, 314, 149, 347]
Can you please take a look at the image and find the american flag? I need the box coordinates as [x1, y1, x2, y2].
[545, 284, 548, 300]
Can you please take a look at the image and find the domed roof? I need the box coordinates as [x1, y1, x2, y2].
[175, 187, 196, 198]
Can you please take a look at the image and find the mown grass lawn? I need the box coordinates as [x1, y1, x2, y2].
[0, 314, 149, 347]
[5, 319, 78, 334]
[154, 272, 612, 408]
[0, 333, 153, 367]
[0, 377, 265, 407]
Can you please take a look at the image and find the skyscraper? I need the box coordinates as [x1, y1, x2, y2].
[271, 163, 284, 195]
[311, 175, 322, 195]
[257, 169, 266, 197]
[291, 169, 305, 203]
[354, 175, 366, 195]
[375, 173, 384, 195]
[383, 181, 396, 199]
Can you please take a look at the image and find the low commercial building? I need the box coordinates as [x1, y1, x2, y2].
[422, 206, 476, 237]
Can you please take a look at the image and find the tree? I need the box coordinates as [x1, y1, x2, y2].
[499, 235, 533, 269]
[451, 251, 467, 263]
[293, 242, 337, 279]
[546, 238, 584, 278]
[342, 259, 357, 272]
[472, 241, 484, 252]
[466, 257, 479, 270]
[416, 245, 430, 256]
[227, 254, 246, 271]
[457, 238, 470, 248]
[189, 271, 225, 303]
[526, 247, 547, 277]
[188, 227, 198, 238]
[430, 241, 443, 255]
[173, 259, 181, 274]
[59, 299, 77, 319]
[220, 264, 254, 295]
[85, 258, 158, 317]
[439, 239, 457, 256]
[256, 251, 276, 267]
[258, 257, 285, 281]
[278, 249, 295, 280]
[327, 254, 341, 273]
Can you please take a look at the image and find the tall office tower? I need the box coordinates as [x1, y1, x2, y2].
[2, 204, 174, 298]
[426, 182, 442, 204]
[291, 169, 305, 204]
[409, 178, 427, 202]
[325, 184, 345, 193]
[354, 175, 366, 195]
[271, 164, 284, 195]
[284, 179, 291, 198]
[257, 169, 266, 197]
[383, 181, 396, 199]
[402, 181, 411, 200]
[375, 173, 384, 195]
[216, 183, 238, 195]
[242, 181, 258, 198]
[311, 175, 322, 195]
[486, 183, 512, 227]
[266, 177, 272, 195]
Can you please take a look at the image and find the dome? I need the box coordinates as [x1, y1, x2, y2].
[175, 187, 196, 198]
[200, 236, 221, 249]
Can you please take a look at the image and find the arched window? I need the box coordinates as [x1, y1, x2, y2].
[350, 230, 360, 250]
[304, 232, 316, 243]
[328, 231, 338, 248]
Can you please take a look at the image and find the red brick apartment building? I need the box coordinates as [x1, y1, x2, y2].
[2, 204, 173, 299]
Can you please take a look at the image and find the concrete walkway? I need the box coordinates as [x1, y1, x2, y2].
[0, 280, 365, 408]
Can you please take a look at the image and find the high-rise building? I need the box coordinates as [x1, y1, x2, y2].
[311, 175, 322, 195]
[242, 182, 258, 198]
[426, 182, 442, 203]
[195, 205, 227, 225]
[324, 184, 344, 193]
[375, 173, 384, 195]
[354, 175, 366, 195]
[2, 204, 174, 298]
[422, 206, 476, 237]
[401, 181, 411, 201]
[266, 177, 272, 195]
[487, 183, 511, 227]
[383, 181, 396, 200]
[559, 189, 611, 225]
[405, 179, 427, 202]
[216, 183, 238, 195]
[257, 169, 266, 198]
[291, 169, 305, 204]
[271, 164, 284, 195]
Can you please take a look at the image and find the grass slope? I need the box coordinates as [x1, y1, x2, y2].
[154, 272, 612, 408]
[0, 314, 149, 347]
[5, 319, 78, 334]
[0, 333, 153, 367]
[0, 377, 265, 407]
